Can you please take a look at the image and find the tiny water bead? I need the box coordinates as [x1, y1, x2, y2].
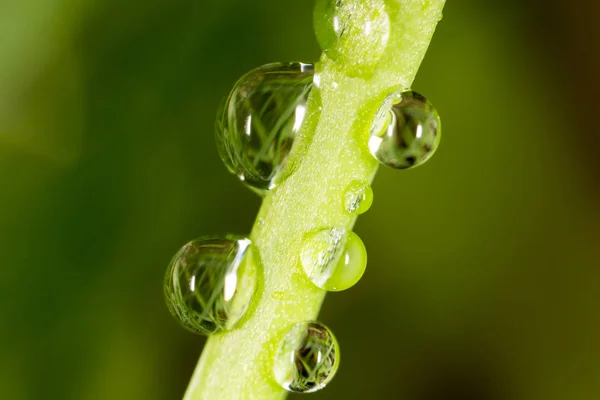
[368, 90, 441, 169]
[343, 180, 373, 215]
[164, 236, 259, 335]
[300, 228, 367, 292]
[314, 0, 390, 77]
[216, 62, 314, 194]
[273, 321, 340, 393]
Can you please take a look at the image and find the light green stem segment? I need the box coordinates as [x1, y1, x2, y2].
[185, 1, 444, 398]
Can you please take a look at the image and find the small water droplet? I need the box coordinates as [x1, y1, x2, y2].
[273, 321, 340, 393]
[300, 228, 367, 292]
[369, 90, 441, 169]
[343, 180, 373, 215]
[164, 235, 259, 335]
[314, 0, 390, 77]
[272, 291, 285, 300]
[216, 62, 314, 194]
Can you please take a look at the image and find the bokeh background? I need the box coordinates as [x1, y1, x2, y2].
[1, 0, 599, 399]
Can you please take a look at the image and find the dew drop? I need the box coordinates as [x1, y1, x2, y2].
[216, 62, 314, 194]
[314, 0, 390, 77]
[164, 235, 259, 335]
[272, 291, 285, 301]
[273, 321, 340, 393]
[343, 180, 373, 215]
[369, 90, 441, 169]
[300, 228, 367, 292]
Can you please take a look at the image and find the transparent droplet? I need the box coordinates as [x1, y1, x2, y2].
[314, 0, 390, 77]
[369, 90, 441, 169]
[164, 235, 259, 335]
[216, 62, 314, 194]
[273, 321, 340, 393]
[300, 228, 367, 292]
[272, 291, 285, 301]
[343, 180, 373, 215]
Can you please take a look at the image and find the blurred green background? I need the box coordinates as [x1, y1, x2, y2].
[1, 0, 599, 399]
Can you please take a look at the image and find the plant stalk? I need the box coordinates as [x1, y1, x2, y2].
[184, 1, 445, 398]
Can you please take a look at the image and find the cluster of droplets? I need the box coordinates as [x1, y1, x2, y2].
[163, 233, 345, 393]
[165, 1, 442, 394]
[214, 62, 440, 194]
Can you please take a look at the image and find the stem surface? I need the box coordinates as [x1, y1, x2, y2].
[185, 1, 445, 398]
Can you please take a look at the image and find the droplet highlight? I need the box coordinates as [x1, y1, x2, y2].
[300, 228, 367, 292]
[164, 235, 259, 335]
[216, 62, 314, 194]
[369, 90, 441, 169]
[314, 0, 390, 77]
[273, 321, 340, 393]
[343, 180, 373, 215]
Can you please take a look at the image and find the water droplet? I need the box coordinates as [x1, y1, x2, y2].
[300, 228, 367, 292]
[314, 0, 390, 77]
[273, 321, 340, 393]
[369, 90, 441, 169]
[343, 180, 373, 215]
[216, 62, 314, 194]
[164, 235, 259, 335]
[272, 291, 285, 300]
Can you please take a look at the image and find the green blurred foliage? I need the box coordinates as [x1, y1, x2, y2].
[1, 1, 599, 399]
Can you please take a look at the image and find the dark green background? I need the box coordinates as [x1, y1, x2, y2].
[1, 1, 599, 399]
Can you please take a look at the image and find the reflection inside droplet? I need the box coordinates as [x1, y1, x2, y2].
[163, 235, 260, 335]
[368, 90, 441, 170]
[300, 228, 367, 292]
[216, 62, 315, 195]
[273, 321, 340, 393]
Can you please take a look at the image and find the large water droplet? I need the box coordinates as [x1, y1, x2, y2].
[300, 228, 367, 292]
[216, 62, 314, 194]
[369, 90, 441, 169]
[273, 321, 340, 393]
[164, 235, 259, 335]
[314, 0, 390, 77]
[343, 180, 373, 215]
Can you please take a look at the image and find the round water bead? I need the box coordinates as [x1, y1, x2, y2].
[368, 90, 441, 169]
[300, 228, 367, 292]
[343, 180, 373, 215]
[273, 321, 340, 393]
[216, 62, 314, 194]
[164, 235, 259, 335]
[314, 0, 390, 77]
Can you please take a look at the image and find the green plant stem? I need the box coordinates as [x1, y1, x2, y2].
[184, 1, 445, 398]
